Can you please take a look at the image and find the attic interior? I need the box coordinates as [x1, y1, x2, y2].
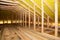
[0, 0, 60, 40]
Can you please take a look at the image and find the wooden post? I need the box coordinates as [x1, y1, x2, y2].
[25, 12, 27, 28]
[47, 16, 49, 28]
[21, 11, 23, 27]
[38, 16, 40, 27]
[41, 0, 44, 33]
[55, 0, 58, 37]
[23, 12, 24, 27]
[34, 4, 36, 30]
[29, 9, 30, 29]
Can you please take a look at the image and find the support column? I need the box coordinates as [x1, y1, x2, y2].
[6, 17, 8, 24]
[55, 0, 58, 37]
[34, 4, 36, 30]
[20, 13, 22, 27]
[22, 12, 23, 27]
[25, 12, 27, 28]
[11, 14, 12, 24]
[47, 16, 49, 28]
[29, 9, 30, 29]
[16, 15, 17, 24]
[19, 12, 21, 26]
[38, 16, 39, 28]
[41, 0, 44, 33]
[23, 12, 24, 27]
[3, 16, 4, 25]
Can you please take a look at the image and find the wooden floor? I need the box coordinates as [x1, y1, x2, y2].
[0, 24, 60, 40]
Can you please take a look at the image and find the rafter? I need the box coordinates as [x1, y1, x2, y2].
[18, 0, 47, 20]
[30, 0, 53, 21]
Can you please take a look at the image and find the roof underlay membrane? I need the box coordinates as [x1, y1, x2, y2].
[0, 0, 60, 22]
[17, 0, 60, 22]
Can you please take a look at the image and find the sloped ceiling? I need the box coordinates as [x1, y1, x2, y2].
[17, 0, 60, 21]
[0, 0, 60, 22]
